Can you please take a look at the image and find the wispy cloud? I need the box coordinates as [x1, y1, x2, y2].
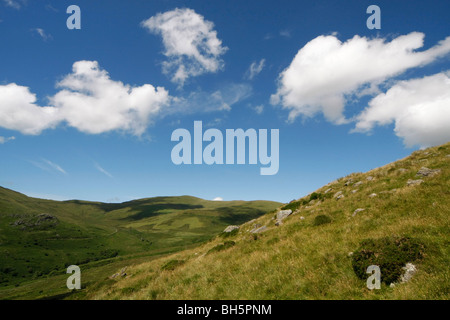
[43, 159, 67, 174]
[0, 136, 15, 144]
[94, 162, 113, 178]
[45, 4, 58, 12]
[253, 105, 264, 115]
[29, 158, 67, 174]
[280, 30, 291, 38]
[2, 0, 24, 10]
[32, 28, 52, 41]
[245, 59, 265, 80]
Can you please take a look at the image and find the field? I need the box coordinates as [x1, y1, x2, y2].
[0, 190, 280, 299]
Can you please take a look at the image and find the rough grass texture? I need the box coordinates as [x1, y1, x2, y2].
[76, 142, 450, 300]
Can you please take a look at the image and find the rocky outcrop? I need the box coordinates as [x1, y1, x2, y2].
[407, 179, 424, 186]
[223, 225, 239, 233]
[11, 213, 58, 230]
[416, 167, 441, 177]
[352, 208, 365, 217]
[275, 209, 292, 226]
[400, 263, 417, 283]
[250, 225, 268, 233]
[334, 191, 344, 200]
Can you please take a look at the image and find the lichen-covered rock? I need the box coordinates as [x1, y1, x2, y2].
[407, 179, 424, 186]
[250, 225, 268, 233]
[400, 263, 417, 283]
[223, 225, 239, 233]
[416, 167, 441, 177]
[352, 208, 365, 217]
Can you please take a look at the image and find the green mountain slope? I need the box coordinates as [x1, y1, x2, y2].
[77, 142, 449, 300]
[0, 190, 280, 299]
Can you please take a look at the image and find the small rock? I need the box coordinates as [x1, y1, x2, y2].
[446, 154, 450, 158]
[333, 191, 343, 198]
[390, 283, 396, 288]
[250, 225, 268, 234]
[324, 188, 332, 194]
[369, 193, 377, 198]
[407, 179, 424, 186]
[400, 263, 417, 283]
[416, 167, 441, 177]
[397, 168, 408, 173]
[344, 179, 353, 186]
[347, 252, 353, 257]
[300, 216, 305, 220]
[223, 225, 239, 233]
[277, 209, 292, 221]
[354, 181, 363, 187]
[352, 208, 365, 217]
[366, 176, 374, 181]
[351, 189, 358, 194]
[336, 194, 345, 200]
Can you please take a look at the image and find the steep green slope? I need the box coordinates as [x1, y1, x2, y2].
[0, 190, 280, 299]
[78, 143, 449, 300]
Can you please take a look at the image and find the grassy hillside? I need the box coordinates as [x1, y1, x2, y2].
[77, 142, 449, 300]
[0, 190, 280, 299]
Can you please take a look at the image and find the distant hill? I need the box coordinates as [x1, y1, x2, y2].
[0, 189, 280, 299]
[76, 142, 449, 300]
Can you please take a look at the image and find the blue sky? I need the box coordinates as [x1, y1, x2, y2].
[0, 0, 449, 203]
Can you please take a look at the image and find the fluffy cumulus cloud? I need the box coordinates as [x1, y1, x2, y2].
[142, 8, 227, 85]
[353, 72, 450, 148]
[0, 83, 61, 134]
[0, 61, 170, 135]
[271, 32, 450, 124]
[51, 61, 170, 135]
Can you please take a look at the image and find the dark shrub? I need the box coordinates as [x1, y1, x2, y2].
[281, 201, 301, 212]
[309, 192, 322, 201]
[220, 228, 239, 238]
[161, 259, 185, 271]
[207, 241, 235, 254]
[351, 236, 424, 284]
[313, 215, 332, 226]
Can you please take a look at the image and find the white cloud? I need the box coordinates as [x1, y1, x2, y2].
[3, 0, 21, 9]
[51, 61, 170, 135]
[0, 136, 15, 144]
[245, 59, 265, 80]
[212, 197, 223, 201]
[32, 28, 52, 41]
[94, 162, 113, 178]
[271, 32, 450, 124]
[43, 159, 66, 174]
[0, 61, 170, 136]
[280, 30, 291, 38]
[142, 8, 227, 85]
[353, 71, 450, 148]
[0, 83, 61, 135]
[254, 105, 264, 114]
[30, 158, 66, 174]
[170, 83, 251, 114]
